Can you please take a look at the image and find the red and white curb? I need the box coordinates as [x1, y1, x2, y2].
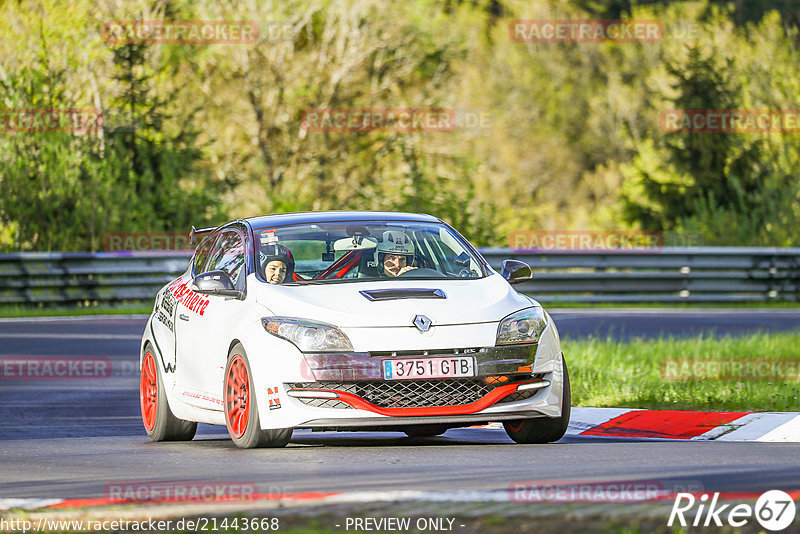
[565, 407, 800, 441]
[4, 487, 800, 512]
[478, 408, 800, 441]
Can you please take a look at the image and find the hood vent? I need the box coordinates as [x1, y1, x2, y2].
[359, 288, 447, 302]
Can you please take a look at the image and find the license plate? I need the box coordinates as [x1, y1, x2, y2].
[382, 356, 475, 380]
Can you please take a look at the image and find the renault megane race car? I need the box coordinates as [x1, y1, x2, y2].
[139, 211, 570, 448]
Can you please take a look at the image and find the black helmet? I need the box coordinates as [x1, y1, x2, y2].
[261, 244, 295, 280]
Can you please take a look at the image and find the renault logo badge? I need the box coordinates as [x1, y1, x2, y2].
[413, 315, 432, 332]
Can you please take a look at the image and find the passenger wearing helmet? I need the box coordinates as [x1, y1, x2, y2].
[376, 230, 418, 277]
[261, 244, 295, 284]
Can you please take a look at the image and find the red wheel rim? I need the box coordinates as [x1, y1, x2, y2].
[225, 354, 250, 439]
[140, 352, 158, 431]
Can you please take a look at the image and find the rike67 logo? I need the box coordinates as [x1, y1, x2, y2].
[669, 490, 796, 530]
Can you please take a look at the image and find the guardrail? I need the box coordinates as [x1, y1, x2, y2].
[481, 247, 800, 303]
[0, 248, 798, 306]
[0, 252, 192, 306]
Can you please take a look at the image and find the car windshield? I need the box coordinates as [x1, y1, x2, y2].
[251, 221, 486, 284]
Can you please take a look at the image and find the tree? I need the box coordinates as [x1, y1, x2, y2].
[103, 39, 223, 239]
[621, 43, 800, 245]
[0, 1, 224, 251]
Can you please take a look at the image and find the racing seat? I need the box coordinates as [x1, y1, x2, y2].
[357, 250, 381, 278]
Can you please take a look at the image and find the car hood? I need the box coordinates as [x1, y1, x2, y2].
[253, 273, 534, 328]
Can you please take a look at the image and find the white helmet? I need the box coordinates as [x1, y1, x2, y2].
[374, 230, 415, 265]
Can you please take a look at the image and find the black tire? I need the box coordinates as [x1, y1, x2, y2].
[503, 355, 571, 444]
[140, 345, 197, 442]
[403, 424, 449, 438]
[224, 343, 292, 449]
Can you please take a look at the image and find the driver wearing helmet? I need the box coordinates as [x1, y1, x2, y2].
[376, 230, 418, 277]
[261, 243, 295, 284]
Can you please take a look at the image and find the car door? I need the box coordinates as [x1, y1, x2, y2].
[174, 229, 248, 410]
[153, 235, 215, 379]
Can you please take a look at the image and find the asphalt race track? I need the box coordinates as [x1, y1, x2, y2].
[1, 311, 799, 504]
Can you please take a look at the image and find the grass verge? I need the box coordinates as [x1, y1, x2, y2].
[565, 331, 800, 412]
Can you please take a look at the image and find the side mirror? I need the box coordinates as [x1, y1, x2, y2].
[192, 270, 243, 299]
[501, 259, 532, 285]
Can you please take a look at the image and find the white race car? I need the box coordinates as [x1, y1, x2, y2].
[140, 212, 570, 448]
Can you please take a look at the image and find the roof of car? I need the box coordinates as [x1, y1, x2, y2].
[245, 211, 443, 228]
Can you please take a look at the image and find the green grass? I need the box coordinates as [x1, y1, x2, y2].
[0, 304, 153, 318]
[565, 331, 800, 411]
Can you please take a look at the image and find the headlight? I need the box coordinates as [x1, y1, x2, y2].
[496, 307, 547, 345]
[262, 317, 354, 352]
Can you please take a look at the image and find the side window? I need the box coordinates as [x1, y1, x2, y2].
[192, 234, 216, 275]
[417, 233, 444, 271]
[206, 231, 246, 288]
[437, 227, 481, 275]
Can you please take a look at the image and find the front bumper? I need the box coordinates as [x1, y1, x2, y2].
[287, 373, 558, 429]
[253, 319, 565, 430]
[286, 374, 550, 416]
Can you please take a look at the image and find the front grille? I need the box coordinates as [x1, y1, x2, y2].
[298, 398, 353, 409]
[496, 390, 536, 403]
[288, 379, 494, 409]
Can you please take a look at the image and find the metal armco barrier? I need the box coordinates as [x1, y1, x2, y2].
[0, 252, 192, 306]
[0, 248, 798, 306]
[481, 247, 800, 303]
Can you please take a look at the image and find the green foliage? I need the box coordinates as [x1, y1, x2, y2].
[0, 0, 223, 251]
[620, 8, 800, 244]
[0, 64, 98, 250]
[103, 41, 222, 236]
[1, 0, 799, 250]
[575, 0, 800, 30]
